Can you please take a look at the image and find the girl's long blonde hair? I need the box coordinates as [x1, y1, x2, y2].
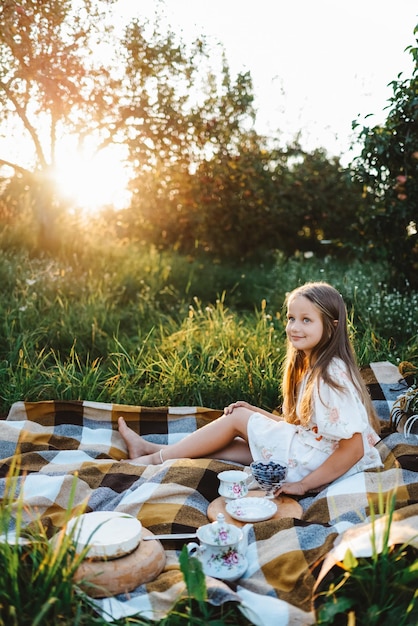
[281, 282, 380, 433]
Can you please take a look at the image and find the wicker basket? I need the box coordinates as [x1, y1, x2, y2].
[390, 385, 418, 436]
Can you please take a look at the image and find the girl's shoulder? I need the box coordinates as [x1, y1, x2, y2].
[320, 358, 358, 392]
[326, 357, 350, 377]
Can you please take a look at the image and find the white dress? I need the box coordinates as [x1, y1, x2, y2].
[247, 358, 382, 483]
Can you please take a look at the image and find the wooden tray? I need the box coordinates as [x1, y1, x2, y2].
[207, 491, 303, 527]
[74, 528, 166, 598]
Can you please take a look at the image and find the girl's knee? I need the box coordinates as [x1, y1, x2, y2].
[227, 406, 253, 430]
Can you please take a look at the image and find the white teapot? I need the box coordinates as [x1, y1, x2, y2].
[187, 513, 251, 581]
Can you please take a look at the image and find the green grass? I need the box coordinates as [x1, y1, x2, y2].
[0, 460, 101, 625]
[1, 243, 418, 416]
[314, 492, 418, 625]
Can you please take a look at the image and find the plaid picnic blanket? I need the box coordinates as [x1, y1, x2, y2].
[0, 361, 417, 625]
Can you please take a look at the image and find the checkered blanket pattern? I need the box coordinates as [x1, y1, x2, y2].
[0, 362, 417, 626]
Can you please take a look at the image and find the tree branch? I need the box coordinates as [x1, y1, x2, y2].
[0, 158, 33, 177]
[0, 82, 48, 170]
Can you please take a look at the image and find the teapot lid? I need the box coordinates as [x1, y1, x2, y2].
[198, 513, 242, 545]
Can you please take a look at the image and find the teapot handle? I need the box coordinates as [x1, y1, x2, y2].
[240, 523, 253, 552]
[186, 542, 201, 557]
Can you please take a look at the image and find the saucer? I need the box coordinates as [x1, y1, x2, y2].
[225, 497, 277, 522]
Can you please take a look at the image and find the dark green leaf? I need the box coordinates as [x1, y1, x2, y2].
[178, 545, 207, 603]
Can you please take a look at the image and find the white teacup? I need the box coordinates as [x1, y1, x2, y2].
[218, 470, 252, 500]
[187, 513, 250, 581]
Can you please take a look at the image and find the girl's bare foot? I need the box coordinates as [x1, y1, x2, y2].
[118, 417, 161, 459]
[125, 451, 163, 465]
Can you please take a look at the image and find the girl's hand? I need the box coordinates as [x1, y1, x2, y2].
[274, 481, 308, 497]
[224, 400, 256, 415]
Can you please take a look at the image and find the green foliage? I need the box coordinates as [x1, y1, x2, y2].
[0, 462, 101, 625]
[143, 546, 251, 625]
[352, 25, 418, 290]
[315, 493, 418, 626]
[285, 150, 367, 256]
[1, 241, 418, 417]
[178, 545, 207, 604]
[123, 140, 365, 262]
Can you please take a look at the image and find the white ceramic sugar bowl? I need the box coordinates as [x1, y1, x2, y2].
[187, 513, 250, 581]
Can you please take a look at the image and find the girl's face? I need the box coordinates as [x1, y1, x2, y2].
[286, 295, 324, 357]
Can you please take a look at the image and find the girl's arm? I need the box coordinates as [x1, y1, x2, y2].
[277, 432, 364, 496]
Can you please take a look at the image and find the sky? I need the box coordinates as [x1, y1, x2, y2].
[118, 0, 418, 164]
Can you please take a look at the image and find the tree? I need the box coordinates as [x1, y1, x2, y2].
[0, 0, 256, 252]
[0, 0, 368, 264]
[121, 137, 365, 262]
[286, 148, 366, 257]
[351, 25, 418, 289]
[0, 0, 117, 248]
[121, 53, 260, 255]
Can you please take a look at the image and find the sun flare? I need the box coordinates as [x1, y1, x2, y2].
[54, 142, 132, 214]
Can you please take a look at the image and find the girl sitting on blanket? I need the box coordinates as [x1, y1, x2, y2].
[118, 282, 382, 496]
